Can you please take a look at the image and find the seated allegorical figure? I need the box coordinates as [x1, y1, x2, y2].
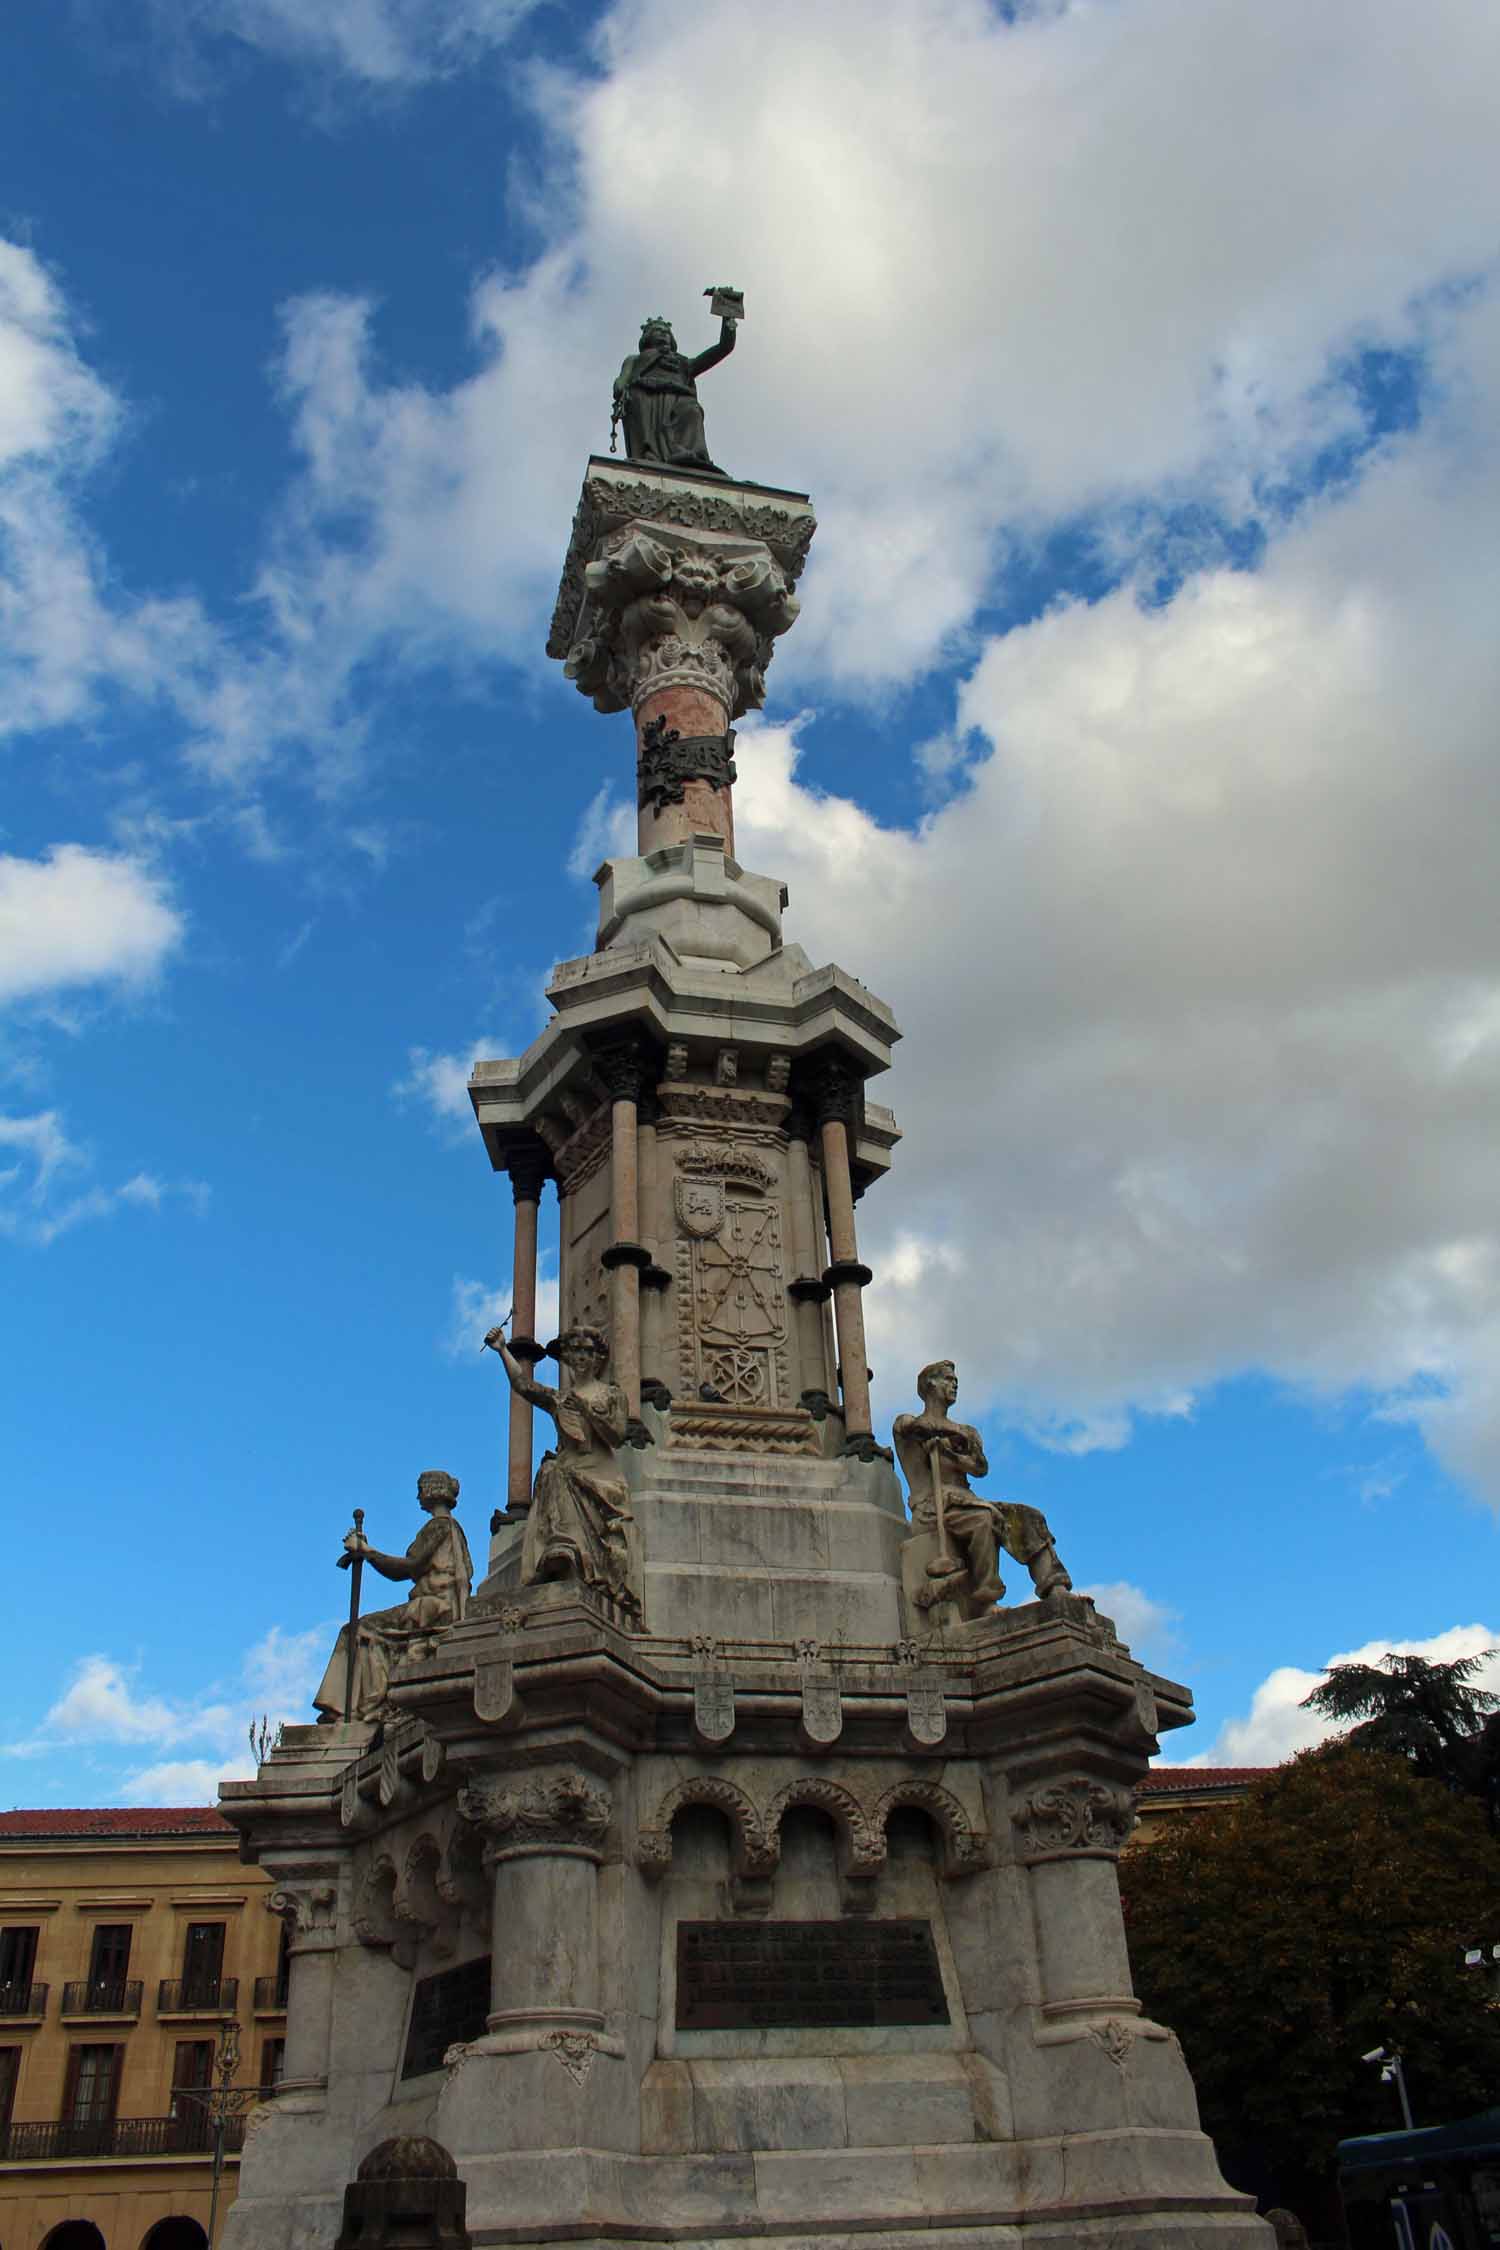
[892, 1360, 1072, 1621]
[484, 1322, 643, 1622]
[314, 1470, 473, 1722]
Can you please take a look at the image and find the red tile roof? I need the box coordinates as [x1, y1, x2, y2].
[0, 1807, 235, 1838]
[1139, 1766, 1274, 1793]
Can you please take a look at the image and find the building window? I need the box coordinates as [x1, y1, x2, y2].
[0, 2044, 20, 2145]
[88, 1923, 133, 2005]
[181, 1921, 226, 2007]
[0, 1927, 39, 2010]
[259, 2036, 285, 2092]
[62, 2042, 122, 2152]
[172, 2038, 216, 2150]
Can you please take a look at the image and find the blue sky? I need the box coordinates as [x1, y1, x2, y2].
[4, 0, 1499, 1804]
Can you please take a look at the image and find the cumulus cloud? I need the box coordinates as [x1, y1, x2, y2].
[4, 1626, 332, 1802]
[394, 1037, 501, 1125]
[725, 277, 1500, 1500]
[0, 844, 183, 1004]
[237, 0, 1500, 701]
[1175, 1624, 1500, 1768]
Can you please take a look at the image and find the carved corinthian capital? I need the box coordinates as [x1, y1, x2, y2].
[1012, 1777, 1137, 1863]
[456, 1768, 613, 1861]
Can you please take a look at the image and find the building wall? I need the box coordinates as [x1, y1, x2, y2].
[0, 1814, 285, 2250]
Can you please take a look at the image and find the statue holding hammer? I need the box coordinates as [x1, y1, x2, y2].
[893, 1361, 1072, 1620]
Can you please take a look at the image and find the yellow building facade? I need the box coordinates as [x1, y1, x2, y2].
[0, 1810, 286, 2250]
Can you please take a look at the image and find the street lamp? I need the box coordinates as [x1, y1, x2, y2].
[171, 2019, 263, 2248]
[1361, 2045, 1415, 2131]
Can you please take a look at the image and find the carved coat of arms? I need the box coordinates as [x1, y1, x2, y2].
[675, 1174, 725, 1238]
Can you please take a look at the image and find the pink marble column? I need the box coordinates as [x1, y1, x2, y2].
[805, 1057, 875, 1453]
[634, 683, 737, 856]
[504, 1148, 549, 1514]
[595, 1040, 656, 1427]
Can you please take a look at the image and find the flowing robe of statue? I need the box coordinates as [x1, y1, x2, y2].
[521, 1377, 641, 1618]
[315, 1505, 472, 1721]
[613, 320, 736, 472]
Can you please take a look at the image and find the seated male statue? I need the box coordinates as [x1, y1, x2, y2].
[893, 1360, 1072, 1619]
[485, 1322, 643, 1622]
[314, 1469, 472, 1722]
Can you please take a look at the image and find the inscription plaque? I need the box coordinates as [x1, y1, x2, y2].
[402, 1954, 491, 2078]
[676, 1919, 949, 2030]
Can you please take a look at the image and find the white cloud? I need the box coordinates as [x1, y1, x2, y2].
[118, 1760, 240, 1805]
[1177, 1624, 1500, 1768]
[146, 0, 538, 89]
[724, 276, 1500, 1503]
[0, 1109, 209, 1247]
[235, 0, 1500, 703]
[0, 844, 183, 1004]
[567, 783, 634, 881]
[446, 1267, 559, 1359]
[5, 1626, 333, 1803]
[394, 1038, 500, 1125]
[1078, 1582, 1180, 1660]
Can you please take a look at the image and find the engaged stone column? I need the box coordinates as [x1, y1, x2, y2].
[267, 1873, 340, 2096]
[806, 1057, 875, 1450]
[596, 1039, 655, 1427]
[785, 1107, 834, 1414]
[458, 1770, 612, 2059]
[1011, 1776, 1139, 2017]
[637, 1092, 672, 1410]
[504, 1148, 549, 1514]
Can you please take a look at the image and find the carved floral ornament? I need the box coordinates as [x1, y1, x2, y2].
[1011, 1777, 1137, 1862]
[456, 1768, 613, 1859]
[267, 1878, 337, 1939]
[560, 525, 801, 720]
[636, 1774, 988, 1883]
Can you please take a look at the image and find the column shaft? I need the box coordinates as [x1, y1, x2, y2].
[506, 1167, 544, 1513]
[786, 1125, 831, 1404]
[819, 1114, 873, 1438]
[608, 1094, 642, 1418]
[635, 684, 735, 856]
[487, 1853, 601, 2034]
[1029, 1857, 1136, 2010]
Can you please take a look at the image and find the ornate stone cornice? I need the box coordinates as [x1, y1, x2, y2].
[1012, 1777, 1136, 1863]
[456, 1769, 613, 1861]
[550, 475, 811, 720]
[548, 462, 816, 683]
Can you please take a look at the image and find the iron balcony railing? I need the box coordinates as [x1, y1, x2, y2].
[157, 1977, 239, 2014]
[0, 2114, 248, 2163]
[252, 1976, 289, 2011]
[59, 1979, 143, 2017]
[0, 1982, 47, 2017]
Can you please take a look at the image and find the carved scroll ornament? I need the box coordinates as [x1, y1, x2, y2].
[1012, 1777, 1136, 1862]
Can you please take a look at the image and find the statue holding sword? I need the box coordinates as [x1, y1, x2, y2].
[893, 1361, 1072, 1619]
[313, 1470, 473, 1723]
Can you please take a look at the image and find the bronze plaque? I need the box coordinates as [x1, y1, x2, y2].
[676, 1919, 949, 2030]
[402, 1955, 490, 2078]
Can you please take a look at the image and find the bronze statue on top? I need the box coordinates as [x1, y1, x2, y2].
[611, 287, 742, 475]
[893, 1360, 1072, 1624]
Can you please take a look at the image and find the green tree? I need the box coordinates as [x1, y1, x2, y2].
[1119, 1747, 1500, 2206]
[1301, 1650, 1500, 1824]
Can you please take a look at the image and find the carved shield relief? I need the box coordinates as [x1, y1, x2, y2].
[674, 1174, 725, 1238]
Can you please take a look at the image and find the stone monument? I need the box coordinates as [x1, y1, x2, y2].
[220, 299, 1267, 2250]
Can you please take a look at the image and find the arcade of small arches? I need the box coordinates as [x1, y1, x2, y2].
[28, 2216, 208, 2250]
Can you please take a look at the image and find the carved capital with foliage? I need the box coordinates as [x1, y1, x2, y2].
[564, 525, 799, 721]
[457, 1768, 613, 1861]
[1012, 1777, 1137, 1863]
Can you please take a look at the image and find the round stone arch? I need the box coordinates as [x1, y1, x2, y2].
[636, 1775, 773, 1878]
[872, 1780, 987, 1878]
[763, 1778, 883, 1877]
[42, 2224, 108, 2250]
[140, 2219, 209, 2250]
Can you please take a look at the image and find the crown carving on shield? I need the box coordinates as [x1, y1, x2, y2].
[675, 1141, 776, 1192]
